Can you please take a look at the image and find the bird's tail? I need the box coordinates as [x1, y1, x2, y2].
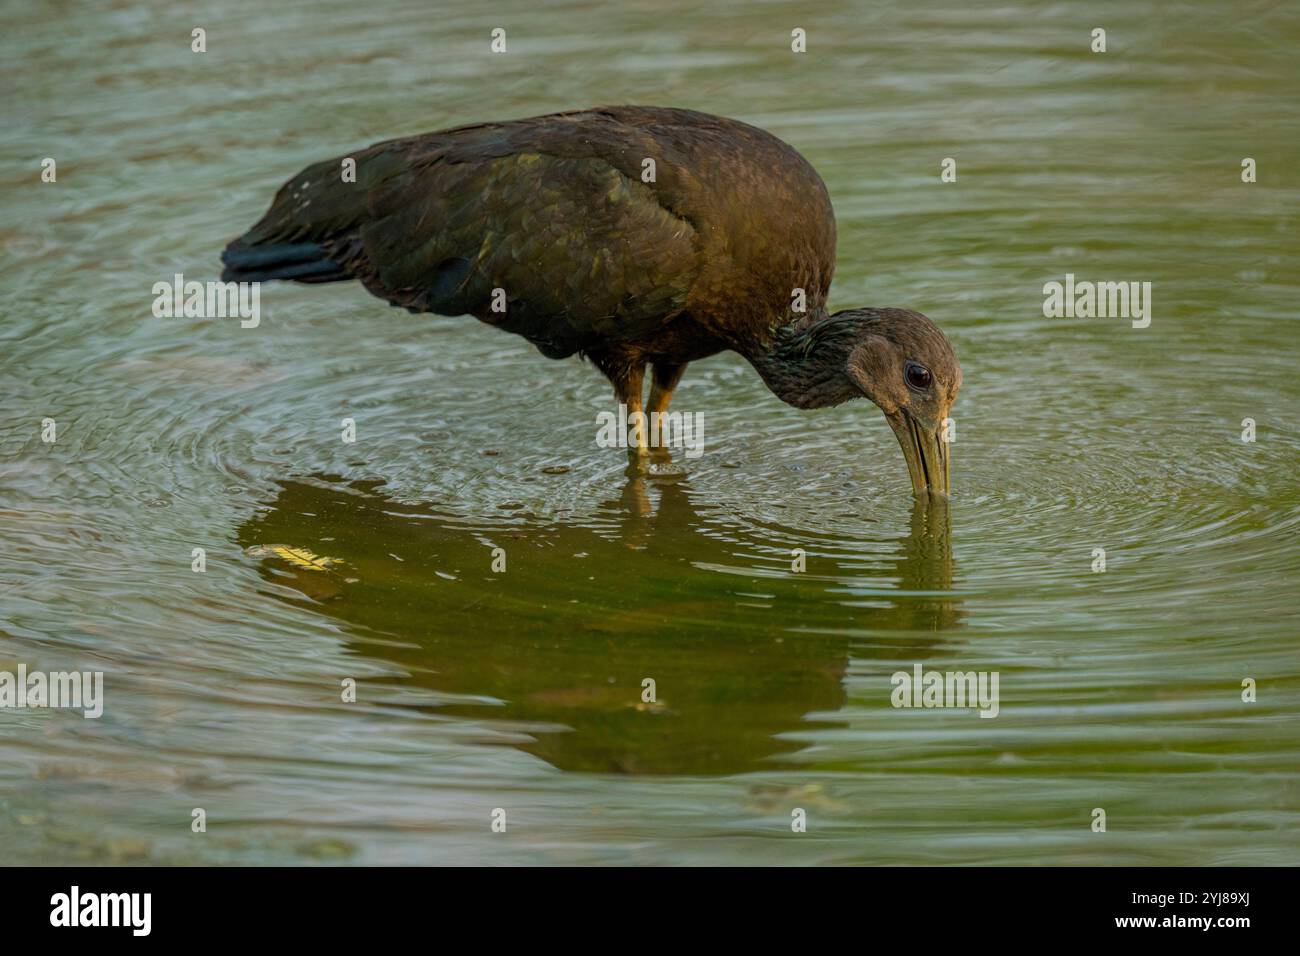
[220, 237, 350, 284]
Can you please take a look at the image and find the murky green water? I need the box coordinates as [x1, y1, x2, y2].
[3, 0, 1298, 864]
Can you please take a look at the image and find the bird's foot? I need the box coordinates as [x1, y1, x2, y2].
[624, 445, 651, 478]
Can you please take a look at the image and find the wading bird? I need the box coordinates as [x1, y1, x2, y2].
[222, 106, 961, 494]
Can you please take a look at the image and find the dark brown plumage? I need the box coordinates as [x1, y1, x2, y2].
[222, 106, 961, 494]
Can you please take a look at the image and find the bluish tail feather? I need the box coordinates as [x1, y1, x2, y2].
[220, 239, 349, 284]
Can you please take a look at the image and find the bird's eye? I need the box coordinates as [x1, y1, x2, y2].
[905, 363, 933, 392]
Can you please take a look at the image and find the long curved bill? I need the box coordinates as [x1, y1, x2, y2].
[887, 410, 951, 497]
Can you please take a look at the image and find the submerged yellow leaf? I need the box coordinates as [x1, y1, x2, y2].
[267, 545, 338, 571]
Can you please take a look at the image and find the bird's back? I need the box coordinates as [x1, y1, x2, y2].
[223, 106, 837, 358]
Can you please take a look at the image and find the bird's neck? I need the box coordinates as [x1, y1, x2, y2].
[745, 309, 862, 409]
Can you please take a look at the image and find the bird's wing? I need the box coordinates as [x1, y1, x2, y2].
[226, 127, 702, 357]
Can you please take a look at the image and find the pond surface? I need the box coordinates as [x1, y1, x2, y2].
[2, 0, 1298, 864]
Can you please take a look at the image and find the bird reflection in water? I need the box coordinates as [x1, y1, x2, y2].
[237, 475, 962, 775]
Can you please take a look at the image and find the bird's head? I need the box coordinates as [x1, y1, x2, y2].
[840, 308, 962, 497]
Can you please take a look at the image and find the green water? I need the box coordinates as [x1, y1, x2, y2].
[2, 0, 1298, 864]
